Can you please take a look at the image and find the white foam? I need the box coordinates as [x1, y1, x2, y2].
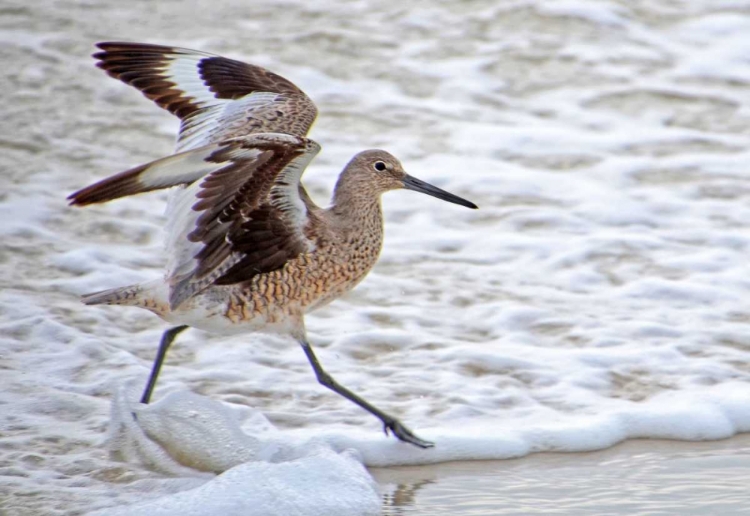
[88, 445, 378, 516]
[90, 388, 378, 515]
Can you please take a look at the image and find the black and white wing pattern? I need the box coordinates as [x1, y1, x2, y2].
[69, 133, 323, 308]
[94, 42, 318, 151]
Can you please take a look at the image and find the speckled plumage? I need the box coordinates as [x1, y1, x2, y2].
[70, 135, 392, 336]
[70, 42, 477, 448]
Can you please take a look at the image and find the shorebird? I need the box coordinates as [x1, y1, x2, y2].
[69, 42, 477, 448]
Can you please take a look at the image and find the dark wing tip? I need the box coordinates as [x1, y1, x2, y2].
[198, 55, 304, 98]
[95, 41, 118, 52]
[95, 41, 176, 53]
[92, 42, 204, 119]
[68, 183, 112, 206]
[95, 41, 124, 52]
[67, 184, 99, 206]
[93, 41, 177, 67]
[67, 162, 152, 207]
[67, 187, 97, 206]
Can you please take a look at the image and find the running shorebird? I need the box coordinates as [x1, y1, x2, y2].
[69, 42, 477, 448]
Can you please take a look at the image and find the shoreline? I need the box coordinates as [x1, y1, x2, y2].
[373, 434, 750, 514]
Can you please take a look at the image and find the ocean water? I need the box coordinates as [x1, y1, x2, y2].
[2, 0, 750, 514]
[374, 436, 750, 515]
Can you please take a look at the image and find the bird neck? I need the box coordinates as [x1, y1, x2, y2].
[330, 178, 384, 237]
[332, 174, 381, 212]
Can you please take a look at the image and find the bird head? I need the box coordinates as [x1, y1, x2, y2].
[345, 150, 478, 209]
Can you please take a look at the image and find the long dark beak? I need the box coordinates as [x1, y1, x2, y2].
[402, 174, 478, 209]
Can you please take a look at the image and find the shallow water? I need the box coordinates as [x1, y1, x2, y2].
[375, 435, 750, 515]
[2, 0, 750, 514]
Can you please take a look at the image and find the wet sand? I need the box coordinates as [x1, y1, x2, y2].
[374, 435, 750, 515]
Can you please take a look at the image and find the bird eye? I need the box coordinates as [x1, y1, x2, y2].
[373, 161, 387, 172]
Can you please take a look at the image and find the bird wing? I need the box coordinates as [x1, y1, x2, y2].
[69, 133, 323, 309]
[94, 42, 318, 150]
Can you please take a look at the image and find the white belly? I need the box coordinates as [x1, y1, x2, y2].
[159, 288, 301, 337]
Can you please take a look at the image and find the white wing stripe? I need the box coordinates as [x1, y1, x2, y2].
[138, 146, 227, 189]
[165, 58, 218, 106]
[269, 141, 321, 249]
[165, 181, 206, 280]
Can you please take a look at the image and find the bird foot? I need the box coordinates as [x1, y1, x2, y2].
[383, 419, 434, 449]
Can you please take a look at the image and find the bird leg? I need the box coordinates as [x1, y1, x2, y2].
[299, 340, 434, 449]
[140, 325, 189, 404]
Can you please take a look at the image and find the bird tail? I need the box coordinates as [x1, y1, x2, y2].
[81, 280, 167, 313]
[82, 284, 143, 306]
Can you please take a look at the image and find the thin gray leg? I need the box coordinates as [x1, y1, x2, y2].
[140, 325, 189, 404]
[299, 339, 434, 449]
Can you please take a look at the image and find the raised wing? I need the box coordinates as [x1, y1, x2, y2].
[94, 42, 318, 151]
[70, 133, 323, 309]
[67, 144, 230, 206]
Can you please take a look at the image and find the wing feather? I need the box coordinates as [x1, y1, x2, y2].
[67, 144, 233, 205]
[94, 42, 318, 150]
[75, 43, 326, 310]
[71, 133, 321, 309]
[149, 133, 321, 308]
